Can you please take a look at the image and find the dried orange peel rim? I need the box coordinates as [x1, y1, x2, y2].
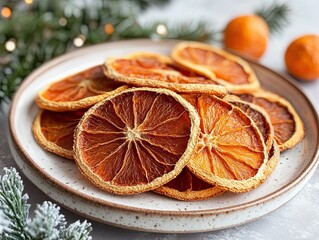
[224, 94, 274, 153]
[104, 52, 228, 97]
[185, 95, 269, 193]
[171, 41, 260, 93]
[73, 87, 201, 195]
[124, 52, 174, 64]
[154, 182, 225, 201]
[36, 84, 129, 112]
[241, 90, 305, 151]
[32, 109, 74, 159]
[188, 155, 270, 193]
[263, 140, 280, 180]
[155, 140, 279, 201]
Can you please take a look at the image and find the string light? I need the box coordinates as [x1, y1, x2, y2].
[58, 17, 67, 26]
[24, 0, 33, 4]
[1, 7, 12, 18]
[5, 39, 16, 52]
[104, 23, 114, 35]
[73, 35, 86, 47]
[156, 24, 168, 36]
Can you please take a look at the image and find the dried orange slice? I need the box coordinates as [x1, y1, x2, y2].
[104, 52, 227, 96]
[263, 140, 280, 180]
[183, 94, 268, 192]
[74, 88, 200, 195]
[225, 95, 280, 181]
[154, 167, 224, 201]
[171, 42, 260, 93]
[33, 109, 86, 159]
[36, 65, 128, 112]
[224, 95, 274, 152]
[237, 90, 304, 151]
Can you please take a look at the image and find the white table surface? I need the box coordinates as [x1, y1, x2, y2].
[1, 0, 319, 239]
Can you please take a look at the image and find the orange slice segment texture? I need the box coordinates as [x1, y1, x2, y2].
[155, 167, 224, 201]
[237, 90, 304, 151]
[36, 65, 128, 111]
[183, 94, 268, 192]
[225, 95, 279, 180]
[104, 52, 228, 96]
[33, 109, 86, 159]
[224, 95, 274, 152]
[171, 42, 260, 93]
[74, 88, 200, 194]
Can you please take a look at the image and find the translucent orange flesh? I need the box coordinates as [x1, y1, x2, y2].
[238, 94, 295, 145]
[78, 91, 192, 186]
[40, 110, 85, 151]
[111, 57, 220, 85]
[164, 167, 213, 191]
[43, 65, 122, 102]
[230, 101, 271, 146]
[177, 47, 250, 84]
[184, 94, 265, 180]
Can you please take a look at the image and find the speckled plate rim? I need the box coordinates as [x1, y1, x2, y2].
[9, 39, 319, 217]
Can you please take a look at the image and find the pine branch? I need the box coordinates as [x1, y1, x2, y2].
[135, 0, 171, 10]
[165, 22, 217, 42]
[255, 3, 290, 35]
[25, 202, 66, 239]
[0, 168, 30, 239]
[0, 168, 93, 239]
[59, 220, 92, 240]
[0, 209, 12, 236]
[0, 0, 215, 105]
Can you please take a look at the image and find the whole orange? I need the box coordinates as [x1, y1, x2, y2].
[285, 34, 319, 81]
[224, 15, 269, 60]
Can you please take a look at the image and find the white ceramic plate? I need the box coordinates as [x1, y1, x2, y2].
[8, 39, 319, 233]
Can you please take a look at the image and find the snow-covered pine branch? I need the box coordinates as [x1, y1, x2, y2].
[0, 168, 92, 240]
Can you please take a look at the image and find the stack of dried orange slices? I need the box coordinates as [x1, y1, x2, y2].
[32, 41, 304, 201]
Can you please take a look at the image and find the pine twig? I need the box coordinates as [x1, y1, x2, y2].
[25, 202, 66, 239]
[0, 168, 92, 239]
[165, 22, 216, 42]
[0, 168, 30, 239]
[255, 3, 291, 35]
[135, 0, 171, 10]
[59, 220, 92, 240]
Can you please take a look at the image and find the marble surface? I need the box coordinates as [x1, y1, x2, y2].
[1, 0, 319, 239]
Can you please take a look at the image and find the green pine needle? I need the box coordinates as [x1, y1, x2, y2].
[255, 3, 291, 35]
[165, 22, 217, 42]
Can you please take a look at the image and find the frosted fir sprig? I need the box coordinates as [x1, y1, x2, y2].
[0, 168, 92, 240]
[25, 202, 66, 239]
[59, 220, 92, 240]
[0, 168, 30, 239]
